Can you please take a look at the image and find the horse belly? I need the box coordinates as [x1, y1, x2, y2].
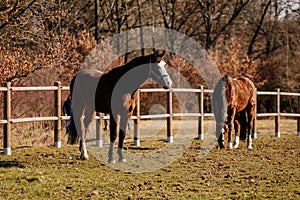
[95, 89, 111, 114]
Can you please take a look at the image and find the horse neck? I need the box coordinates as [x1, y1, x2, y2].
[129, 65, 150, 89]
[111, 63, 150, 96]
[213, 79, 228, 125]
[122, 58, 152, 86]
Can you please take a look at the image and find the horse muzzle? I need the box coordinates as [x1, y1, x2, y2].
[162, 76, 172, 89]
[217, 130, 227, 149]
[163, 82, 172, 89]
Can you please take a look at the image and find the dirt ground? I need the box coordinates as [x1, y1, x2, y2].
[0, 119, 299, 199]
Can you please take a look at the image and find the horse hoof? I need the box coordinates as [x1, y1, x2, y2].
[248, 145, 252, 149]
[233, 145, 239, 149]
[119, 158, 126, 163]
[80, 155, 89, 160]
[108, 159, 116, 164]
[228, 143, 233, 149]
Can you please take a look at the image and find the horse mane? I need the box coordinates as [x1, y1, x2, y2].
[78, 68, 103, 77]
[127, 54, 151, 65]
[122, 54, 153, 71]
[104, 54, 153, 79]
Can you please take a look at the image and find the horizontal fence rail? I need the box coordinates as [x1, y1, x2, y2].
[1, 82, 300, 155]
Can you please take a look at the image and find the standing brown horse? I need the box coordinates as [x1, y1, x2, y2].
[212, 75, 256, 149]
[69, 50, 172, 163]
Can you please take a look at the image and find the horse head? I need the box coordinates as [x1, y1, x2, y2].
[218, 124, 228, 149]
[149, 50, 173, 89]
[213, 75, 229, 148]
[222, 74, 232, 84]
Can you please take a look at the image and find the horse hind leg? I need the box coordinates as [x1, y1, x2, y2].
[79, 112, 89, 160]
[239, 110, 247, 141]
[72, 102, 88, 160]
[247, 108, 255, 149]
[80, 108, 95, 160]
[108, 116, 117, 164]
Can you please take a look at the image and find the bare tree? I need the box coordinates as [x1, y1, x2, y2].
[0, 0, 37, 33]
[195, 0, 252, 50]
[247, 0, 272, 56]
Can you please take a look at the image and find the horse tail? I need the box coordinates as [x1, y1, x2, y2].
[212, 75, 228, 137]
[69, 74, 76, 97]
[68, 114, 78, 145]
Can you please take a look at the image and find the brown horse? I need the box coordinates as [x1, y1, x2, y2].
[212, 75, 256, 149]
[69, 50, 172, 162]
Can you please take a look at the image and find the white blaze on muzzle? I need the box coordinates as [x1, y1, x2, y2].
[157, 60, 172, 87]
[150, 60, 173, 88]
[158, 60, 167, 68]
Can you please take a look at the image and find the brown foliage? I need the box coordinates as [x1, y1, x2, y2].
[0, 30, 96, 86]
[210, 37, 266, 88]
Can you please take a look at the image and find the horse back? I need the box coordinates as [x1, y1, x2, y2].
[227, 77, 256, 112]
[70, 69, 103, 109]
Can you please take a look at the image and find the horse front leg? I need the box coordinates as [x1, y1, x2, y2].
[227, 109, 236, 149]
[247, 108, 255, 149]
[108, 116, 117, 164]
[217, 123, 226, 149]
[233, 119, 241, 149]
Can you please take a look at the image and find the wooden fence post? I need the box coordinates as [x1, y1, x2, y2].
[275, 88, 280, 137]
[54, 81, 62, 148]
[298, 96, 300, 137]
[252, 88, 257, 139]
[4, 82, 12, 155]
[134, 89, 140, 146]
[167, 89, 173, 143]
[198, 85, 204, 140]
[96, 113, 102, 147]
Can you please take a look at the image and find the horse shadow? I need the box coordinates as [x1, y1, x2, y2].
[0, 160, 25, 168]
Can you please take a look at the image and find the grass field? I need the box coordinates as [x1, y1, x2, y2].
[0, 119, 299, 199]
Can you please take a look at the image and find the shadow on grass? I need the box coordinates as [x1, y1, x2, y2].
[0, 160, 25, 168]
[0, 146, 30, 168]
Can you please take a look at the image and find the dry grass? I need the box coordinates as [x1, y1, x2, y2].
[0, 119, 299, 199]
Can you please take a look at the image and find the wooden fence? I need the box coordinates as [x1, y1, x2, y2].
[1, 82, 300, 155]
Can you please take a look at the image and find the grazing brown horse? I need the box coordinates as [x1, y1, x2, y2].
[69, 50, 172, 162]
[212, 75, 256, 149]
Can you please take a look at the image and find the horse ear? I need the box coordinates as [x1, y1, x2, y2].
[226, 75, 232, 83]
[222, 74, 227, 83]
[154, 50, 166, 62]
[222, 74, 232, 84]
